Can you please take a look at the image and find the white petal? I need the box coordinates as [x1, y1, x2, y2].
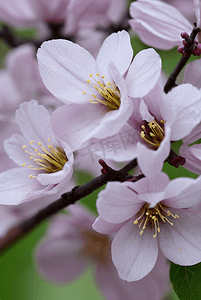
[97, 30, 133, 77]
[126, 48, 162, 98]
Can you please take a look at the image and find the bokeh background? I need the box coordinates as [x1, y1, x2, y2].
[0, 25, 198, 300]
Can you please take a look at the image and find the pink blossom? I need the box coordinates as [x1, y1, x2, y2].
[36, 204, 170, 299]
[129, 0, 193, 49]
[0, 44, 60, 121]
[37, 30, 161, 150]
[93, 173, 201, 281]
[0, 0, 37, 27]
[0, 100, 74, 205]
[28, 0, 70, 23]
[66, 0, 127, 34]
[86, 78, 201, 177]
[0, 0, 70, 27]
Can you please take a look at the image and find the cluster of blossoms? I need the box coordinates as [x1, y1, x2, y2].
[1, 0, 201, 300]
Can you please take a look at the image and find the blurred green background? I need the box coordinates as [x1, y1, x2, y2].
[0, 27, 198, 299]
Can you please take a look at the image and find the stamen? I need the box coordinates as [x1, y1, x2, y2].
[134, 202, 179, 238]
[22, 138, 68, 178]
[86, 73, 121, 110]
[141, 120, 165, 149]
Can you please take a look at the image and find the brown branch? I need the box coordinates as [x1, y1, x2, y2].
[164, 25, 200, 94]
[0, 158, 137, 255]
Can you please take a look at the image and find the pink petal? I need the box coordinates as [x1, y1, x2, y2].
[97, 182, 143, 224]
[95, 259, 164, 300]
[97, 30, 133, 77]
[84, 124, 138, 163]
[158, 209, 201, 265]
[180, 142, 201, 175]
[0, 168, 42, 205]
[126, 48, 161, 98]
[137, 126, 171, 177]
[163, 176, 201, 208]
[36, 238, 87, 284]
[92, 216, 126, 234]
[163, 84, 201, 141]
[130, 172, 170, 195]
[4, 133, 33, 166]
[112, 219, 158, 281]
[16, 100, 57, 146]
[183, 59, 201, 89]
[51, 102, 105, 151]
[129, 0, 192, 50]
[37, 39, 99, 104]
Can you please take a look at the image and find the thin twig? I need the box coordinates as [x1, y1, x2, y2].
[164, 26, 200, 94]
[0, 158, 137, 255]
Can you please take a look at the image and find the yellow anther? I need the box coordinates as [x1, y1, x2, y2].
[141, 120, 165, 149]
[30, 141, 34, 145]
[22, 139, 68, 177]
[87, 80, 90, 83]
[87, 73, 121, 110]
[134, 202, 179, 238]
[178, 248, 181, 250]
[82, 91, 86, 95]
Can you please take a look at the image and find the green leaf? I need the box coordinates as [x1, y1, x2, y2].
[170, 262, 201, 300]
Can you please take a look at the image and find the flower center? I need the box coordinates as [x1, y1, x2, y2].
[141, 120, 165, 149]
[81, 230, 110, 265]
[134, 203, 179, 238]
[83, 73, 121, 110]
[22, 138, 68, 178]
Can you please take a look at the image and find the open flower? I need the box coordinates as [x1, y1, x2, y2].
[0, 100, 74, 205]
[0, 44, 60, 121]
[36, 204, 170, 300]
[93, 173, 201, 281]
[37, 30, 161, 150]
[86, 79, 201, 177]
